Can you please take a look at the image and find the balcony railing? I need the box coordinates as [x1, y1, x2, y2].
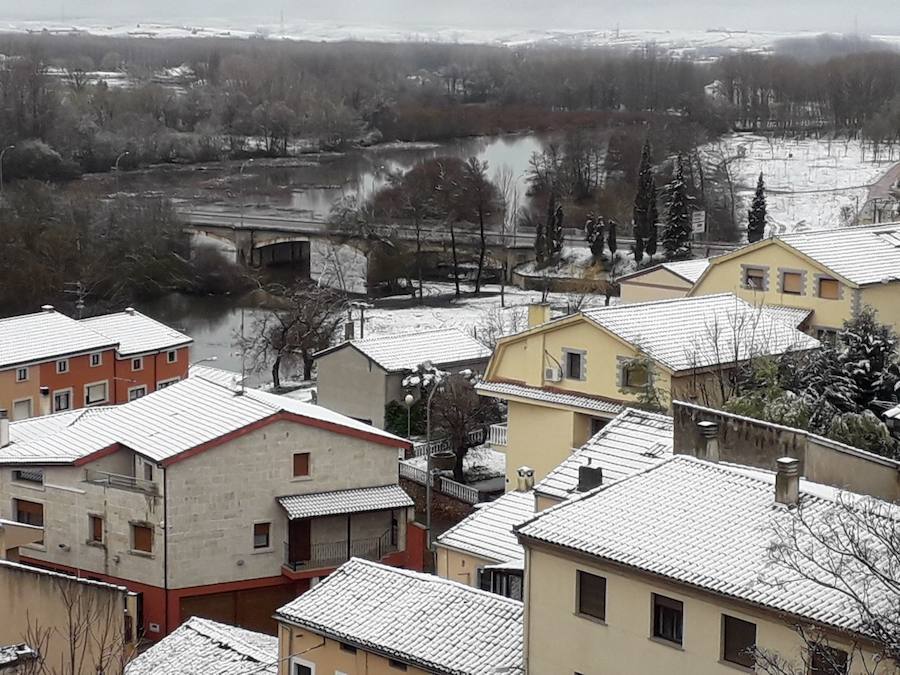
[488, 423, 508, 448]
[283, 529, 397, 572]
[411, 427, 485, 458]
[399, 460, 479, 505]
[83, 469, 158, 495]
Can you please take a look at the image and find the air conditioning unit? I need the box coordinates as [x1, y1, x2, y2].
[544, 366, 562, 382]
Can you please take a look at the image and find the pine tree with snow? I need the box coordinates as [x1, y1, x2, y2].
[632, 139, 655, 260]
[838, 306, 900, 409]
[585, 215, 605, 259]
[748, 171, 767, 243]
[551, 203, 565, 257]
[662, 155, 693, 258]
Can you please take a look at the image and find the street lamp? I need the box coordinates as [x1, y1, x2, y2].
[0, 145, 15, 197]
[403, 393, 415, 438]
[114, 151, 130, 192]
[239, 159, 254, 230]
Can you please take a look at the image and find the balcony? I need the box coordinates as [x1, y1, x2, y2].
[488, 423, 508, 448]
[83, 469, 159, 495]
[283, 529, 397, 572]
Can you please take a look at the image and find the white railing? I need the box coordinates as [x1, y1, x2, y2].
[399, 462, 432, 485]
[488, 423, 508, 447]
[440, 477, 479, 504]
[411, 427, 486, 458]
[84, 469, 158, 495]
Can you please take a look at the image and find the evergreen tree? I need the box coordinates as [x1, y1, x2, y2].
[607, 218, 618, 256]
[748, 172, 767, 243]
[661, 155, 693, 258]
[646, 180, 659, 257]
[839, 306, 900, 408]
[584, 215, 604, 259]
[632, 139, 655, 261]
[551, 203, 565, 257]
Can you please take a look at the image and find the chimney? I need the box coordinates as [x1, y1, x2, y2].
[775, 457, 800, 506]
[527, 303, 551, 328]
[124, 307, 136, 316]
[40, 305, 54, 313]
[697, 420, 719, 462]
[516, 466, 535, 492]
[344, 322, 355, 340]
[39, 386, 50, 416]
[0, 410, 9, 449]
[577, 462, 604, 492]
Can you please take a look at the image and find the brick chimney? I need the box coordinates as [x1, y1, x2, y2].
[516, 466, 535, 492]
[0, 409, 9, 448]
[697, 420, 719, 462]
[775, 457, 800, 506]
[39, 386, 50, 417]
[527, 303, 551, 328]
[577, 462, 604, 492]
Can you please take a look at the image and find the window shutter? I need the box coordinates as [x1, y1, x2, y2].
[133, 525, 153, 553]
[293, 453, 310, 477]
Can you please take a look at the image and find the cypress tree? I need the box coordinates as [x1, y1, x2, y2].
[748, 171, 767, 243]
[662, 156, 693, 258]
[607, 218, 618, 256]
[646, 179, 659, 257]
[632, 139, 655, 263]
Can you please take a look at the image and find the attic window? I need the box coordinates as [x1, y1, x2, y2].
[642, 442, 668, 458]
[743, 267, 766, 291]
[875, 231, 900, 247]
[817, 278, 840, 300]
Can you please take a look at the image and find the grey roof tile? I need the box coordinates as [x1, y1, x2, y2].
[435, 489, 534, 563]
[278, 485, 414, 520]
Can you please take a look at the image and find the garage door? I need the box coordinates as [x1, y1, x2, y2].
[179, 582, 307, 635]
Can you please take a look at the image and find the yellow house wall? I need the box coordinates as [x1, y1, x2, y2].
[0, 368, 40, 420]
[278, 624, 431, 675]
[525, 545, 889, 675]
[620, 268, 694, 304]
[435, 544, 494, 587]
[860, 282, 900, 335]
[505, 401, 579, 486]
[692, 243, 854, 331]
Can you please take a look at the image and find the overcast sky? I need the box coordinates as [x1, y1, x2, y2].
[7, 0, 900, 34]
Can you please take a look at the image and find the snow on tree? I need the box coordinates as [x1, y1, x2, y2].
[748, 171, 767, 243]
[632, 138, 655, 263]
[584, 214, 605, 259]
[646, 183, 659, 258]
[662, 155, 694, 258]
[838, 306, 900, 408]
[607, 218, 618, 256]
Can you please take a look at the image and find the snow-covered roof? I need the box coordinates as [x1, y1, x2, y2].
[0, 644, 38, 668]
[81, 309, 192, 356]
[581, 293, 820, 372]
[189, 364, 245, 389]
[517, 455, 898, 637]
[125, 617, 277, 675]
[885, 402, 900, 421]
[0, 377, 408, 466]
[777, 223, 900, 286]
[275, 558, 523, 675]
[316, 328, 491, 373]
[278, 485, 413, 520]
[435, 489, 534, 564]
[0, 308, 116, 370]
[760, 304, 813, 328]
[535, 408, 673, 501]
[618, 258, 710, 285]
[476, 380, 623, 416]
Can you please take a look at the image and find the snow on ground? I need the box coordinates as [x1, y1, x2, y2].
[405, 445, 506, 483]
[703, 134, 898, 236]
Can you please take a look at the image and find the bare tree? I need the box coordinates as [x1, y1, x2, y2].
[239, 283, 345, 389]
[461, 157, 500, 295]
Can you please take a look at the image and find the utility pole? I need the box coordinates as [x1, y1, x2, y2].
[63, 281, 87, 318]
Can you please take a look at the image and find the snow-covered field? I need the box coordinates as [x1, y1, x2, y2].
[703, 134, 899, 236]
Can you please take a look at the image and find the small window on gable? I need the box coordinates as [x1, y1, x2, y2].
[253, 522, 270, 549]
[143, 463, 153, 482]
[782, 271, 803, 295]
[132, 357, 143, 372]
[293, 452, 310, 477]
[623, 362, 649, 389]
[565, 351, 584, 380]
[818, 278, 840, 300]
[13, 469, 44, 484]
[743, 267, 766, 290]
[90, 353, 102, 367]
[166, 350, 178, 364]
[56, 359, 69, 374]
[15, 367, 28, 382]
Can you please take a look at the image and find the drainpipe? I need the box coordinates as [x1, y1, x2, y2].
[163, 466, 169, 634]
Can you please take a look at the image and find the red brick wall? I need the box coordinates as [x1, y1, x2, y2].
[112, 346, 190, 403]
[38, 349, 117, 409]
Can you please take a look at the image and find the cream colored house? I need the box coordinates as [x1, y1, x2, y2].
[690, 223, 900, 337]
[315, 328, 491, 429]
[618, 258, 710, 303]
[478, 294, 819, 485]
[0, 376, 413, 640]
[274, 557, 523, 675]
[516, 455, 898, 675]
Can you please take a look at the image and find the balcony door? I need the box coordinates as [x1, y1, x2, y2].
[288, 519, 311, 564]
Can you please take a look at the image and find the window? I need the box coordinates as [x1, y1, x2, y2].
[128, 386, 147, 402]
[339, 643, 357, 654]
[576, 571, 607, 621]
[143, 463, 153, 481]
[290, 659, 314, 675]
[388, 660, 408, 672]
[90, 353, 102, 367]
[782, 271, 803, 295]
[56, 359, 69, 374]
[565, 350, 585, 380]
[157, 378, 179, 389]
[818, 278, 840, 300]
[85, 382, 108, 406]
[131, 357, 143, 371]
[89, 515, 104, 543]
[743, 267, 766, 290]
[622, 363, 649, 389]
[722, 615, 756, 668]
[293, 452, 310, 477]
[652, 594, 683, 645]
[54, 389, 72, 412]
[13, 469, 43, 484]
[810, 645, 849, 675]
[253, 522, 270, 549]
[590, 418, 607, 436]
[12, 398, 32, 420]
[14, 499, 44, 544]
[132, 524, 153, 553]
[166, 350, 178, 364]
[15, 367, 28, 382]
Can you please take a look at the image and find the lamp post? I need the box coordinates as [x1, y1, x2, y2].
[114, 151, 130, 192]
[0, 145, 14, 198]
[404, 393, 414, 439]
[239, 159, 253, 230]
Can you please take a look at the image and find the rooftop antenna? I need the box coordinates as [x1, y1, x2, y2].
[63, 281, 86, 318]
[280, 8, 285, 36]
